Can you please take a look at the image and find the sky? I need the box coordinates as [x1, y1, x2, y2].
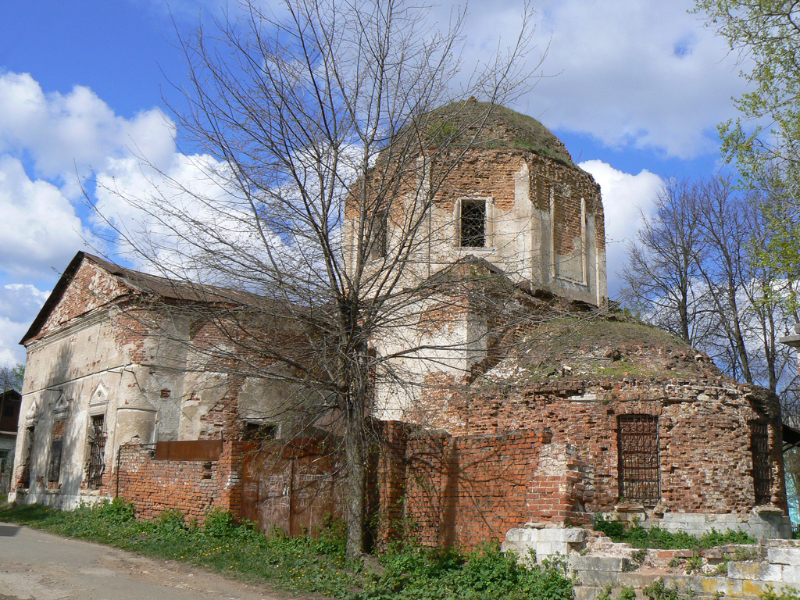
[0, 0, 749, 365]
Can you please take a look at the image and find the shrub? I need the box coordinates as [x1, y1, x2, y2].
[354, 541, 573, 600]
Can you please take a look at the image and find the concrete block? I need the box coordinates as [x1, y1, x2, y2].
[570, 556, 630, 573]
[728, 561, 782, 581]
[768, 547, 800, 566]
[574, 587, 606, 600]
[781, 564, 800, 586]
[539, 528, 586, 543]
[504, 528, 535, 543]
[572, 569, 621, 588]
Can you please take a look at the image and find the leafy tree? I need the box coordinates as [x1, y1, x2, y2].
[694, 0, 800, 287]
[0, 363, 24, 393]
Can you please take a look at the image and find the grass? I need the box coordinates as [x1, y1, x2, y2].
[593, 515, 757, 550]
[0, 499, 574, 600]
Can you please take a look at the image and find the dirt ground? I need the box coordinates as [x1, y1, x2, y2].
[0, 522, 322, 600]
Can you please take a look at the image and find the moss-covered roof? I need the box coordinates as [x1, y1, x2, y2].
[482, 315, 725, 384]
[419, 100, 574, 165]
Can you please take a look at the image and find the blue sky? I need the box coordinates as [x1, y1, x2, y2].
[0, 0, 749, 364]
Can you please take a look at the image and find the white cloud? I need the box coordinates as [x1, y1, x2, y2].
[0, 156, 98, 279]
[0, 71, 176, 185]
[579, 159, 664, 297]
[0, 283, 49, 365]
[455, 0, 745, 158]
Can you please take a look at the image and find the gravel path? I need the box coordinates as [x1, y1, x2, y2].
[0, 522, 317, 600]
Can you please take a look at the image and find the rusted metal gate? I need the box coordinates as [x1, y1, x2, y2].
[618, 415, 660, 505]
[241, 439, 343, 536]
[750, 421, 771, 504]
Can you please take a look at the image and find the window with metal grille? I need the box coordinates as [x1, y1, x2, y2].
[618, 415, 660, 505]
[19, 425, 34, 488]
[460, 200, 486, 247]
[750, 420, 771, 505]
[48, 420, 65, 485]
[87, 415, 106, 489]
[369, 210, 388, 258]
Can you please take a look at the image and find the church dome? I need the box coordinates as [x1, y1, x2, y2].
[418, 99, 573, 165]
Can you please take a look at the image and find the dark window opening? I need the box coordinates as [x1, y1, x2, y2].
[460, 200, 486, 248]
[243, 422, 278, 441]
[19, 425, 34, 488]
[618, 415, 660, 506]
[750, 420, 771, 505]
[87, 415, 106, 489]
[48, 420, 65, 486]
[370, 210, 388, 259]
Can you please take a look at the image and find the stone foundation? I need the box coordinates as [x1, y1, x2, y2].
[503, 526, 800, 599]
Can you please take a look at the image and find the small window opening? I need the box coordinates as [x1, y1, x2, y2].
[370, 210, 388, 259]
[243, 422, 278, 441]
[202, 461, 213, 479]
[750, 420, 771, 505]
[48, 420, 65, 487]
[460, 200, 486, 248]
[19, 425, 35, 488]
[618, 415, 660, 506]
[87, 415, 106, 489]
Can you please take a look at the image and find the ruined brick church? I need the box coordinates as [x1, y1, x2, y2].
[8, 101, 794, 544]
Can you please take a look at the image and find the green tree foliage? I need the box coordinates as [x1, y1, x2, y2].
[694, 1, 800, 293]
[0, 363, 24, 392]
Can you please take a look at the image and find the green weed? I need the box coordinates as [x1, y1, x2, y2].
[0, 500, 573, 600]
[593, 515, 756, 550]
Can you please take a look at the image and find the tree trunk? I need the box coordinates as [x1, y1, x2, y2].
[344, 390, 366, 558]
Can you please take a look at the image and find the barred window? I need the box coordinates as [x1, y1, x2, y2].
[48, 420, 65, 485]
[369, 210, 388, 258]
[460, 200, 486, 248]
[750, 420, 771, 505]
[87, 415, 106, 489]
[618, 415, 660, 506]
[19, 425, 35, 488]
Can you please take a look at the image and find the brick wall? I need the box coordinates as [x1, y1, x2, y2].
[406, 378, 788, 516]
[114, 443, 237, 521]
[378, 422, 590, 550]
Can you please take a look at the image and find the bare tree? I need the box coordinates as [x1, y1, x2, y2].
[90, 0, 543, 556]
[621, 176, 796, 396]
[620, 178, 713, 345]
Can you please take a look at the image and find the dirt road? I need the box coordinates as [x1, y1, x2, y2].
[0, 522, 308, 600]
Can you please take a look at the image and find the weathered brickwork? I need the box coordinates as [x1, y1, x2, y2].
[112, 441, 244, 522]
[404, 377, 788, 516]
[377, 422, 593, 550]
[32, 261, 129, 344]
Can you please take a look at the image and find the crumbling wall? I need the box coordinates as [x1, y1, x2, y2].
[403, 378, 788, 517]
[378, 422, 590, 550]
[113, 441, 243, 521]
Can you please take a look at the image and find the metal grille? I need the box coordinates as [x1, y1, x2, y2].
[369, 210, 388, 258]
[19, 426, 34, 488]
[87, 415, 106, 489]
[460, 200, 486, 247]
[48, 420, 65, 485]
[618, 415, 660, 505]
[750, 420, 771, 505]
